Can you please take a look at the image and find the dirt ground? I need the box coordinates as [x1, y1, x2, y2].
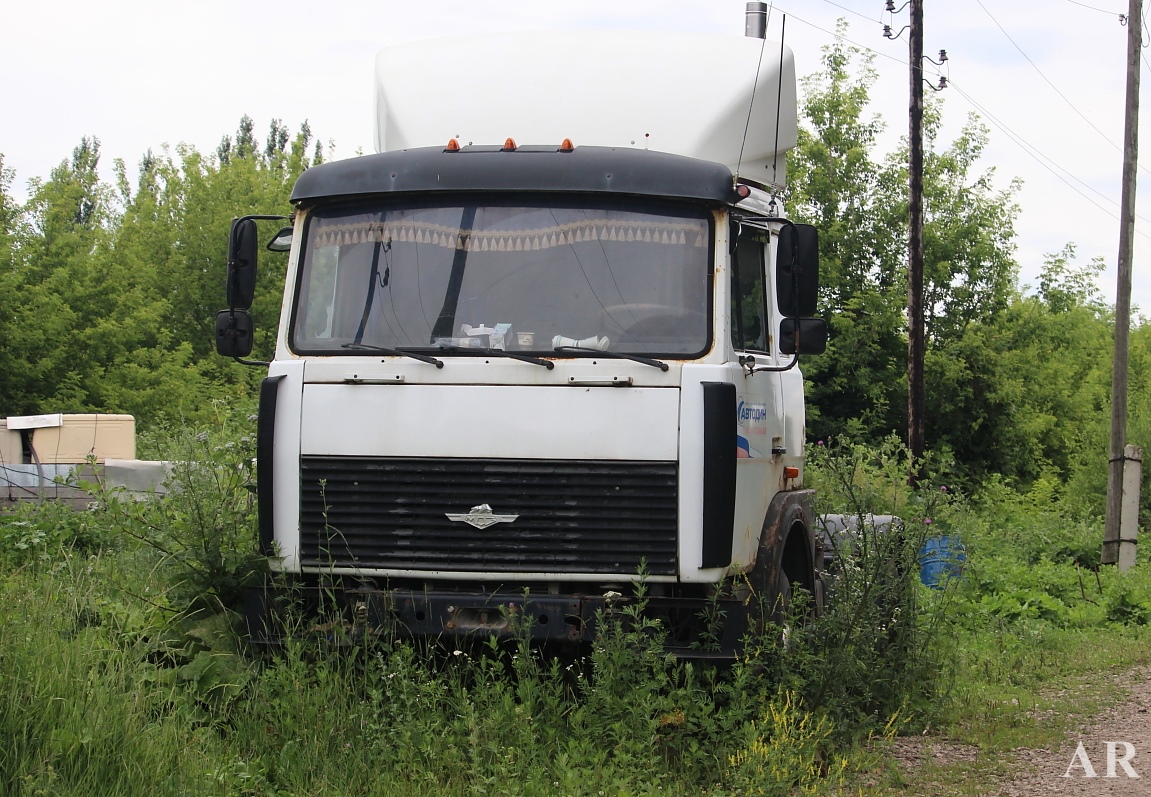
[888, 665, 1151, 795]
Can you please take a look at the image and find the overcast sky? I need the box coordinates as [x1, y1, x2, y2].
[4, 0, 1148, 310]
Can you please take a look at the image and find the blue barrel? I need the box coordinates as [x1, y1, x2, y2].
[919, 535, 966, 588]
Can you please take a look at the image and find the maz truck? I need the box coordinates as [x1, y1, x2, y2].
[216, 14, 828, 656]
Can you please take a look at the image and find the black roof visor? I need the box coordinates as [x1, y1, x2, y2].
[290, 145, 736, 205]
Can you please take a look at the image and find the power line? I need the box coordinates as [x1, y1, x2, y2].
[817, 0, 883, 25]
[1066, 0, 1127, 15]
[949, 78, 1151, 239]
[770, 6, 913, 70]
[975, 0, 1147, 178]
[776, 4, 952, 83]
[775, 5, 1149, 238]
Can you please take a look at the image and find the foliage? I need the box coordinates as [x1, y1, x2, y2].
[0, 498, 108, 566]
[788, 33, 908, 439]
[925, 246, 1113, 489]
[1, 416, 1150, 795]
[0, 554, 217, 797]
[0, 117, 317, 428]
[724, 693, 853, 797]
[782, 25, 1151, 501]
[800, 437, 956, 732]
[0, 417, 890, 795]
[90, 406, 266, 613]
[789, 28, 1020, 453]
[2, 22, 1151, 796]
[944, 478, 1149, 633]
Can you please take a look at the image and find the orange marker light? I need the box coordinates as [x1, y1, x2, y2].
[502, 137, 518, 151]
[783, 466, 800, 480]
[559, 138, 575, 151]
[445, 138, 460, 151]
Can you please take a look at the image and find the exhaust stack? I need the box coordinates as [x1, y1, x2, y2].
[745, 1, 767, 39]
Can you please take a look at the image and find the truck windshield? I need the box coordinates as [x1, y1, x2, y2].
[290, 200, 712, 357]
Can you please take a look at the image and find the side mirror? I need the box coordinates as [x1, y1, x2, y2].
[227, 218, 259, 310]
[779, 317, 828, 356]
[776, 223, 819, 318]
[216, 310, 255, 358]
[266, 226, 294, 253]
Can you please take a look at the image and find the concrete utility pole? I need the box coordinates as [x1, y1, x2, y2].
[907, 0, 926, 484]
[1103, 0, 1143, 571]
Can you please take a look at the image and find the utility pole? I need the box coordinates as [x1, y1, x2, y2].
[907, 0, 926, 484]
[1103, 0, 1143, 570]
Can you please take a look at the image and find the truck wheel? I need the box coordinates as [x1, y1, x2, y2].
[744, 490, 816, 647]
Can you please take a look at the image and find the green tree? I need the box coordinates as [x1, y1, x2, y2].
[0, 155, 28, 413]
[0, 154, 21, 271]
[924, 247, 1112, 487]
[790, 26, 1022, 477]
[0, 138, 116, 414]
[159, 117, 314, 365]
[788, 34, 907, 440]
[917, 112, 1020, 346]
[109, 116, 318, 419]
[0, 119, 319, 428]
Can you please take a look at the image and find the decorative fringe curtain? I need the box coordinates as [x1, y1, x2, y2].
[312, 218, 708, 251]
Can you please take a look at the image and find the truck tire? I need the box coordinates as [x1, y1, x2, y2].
[744, 490, 815, 641]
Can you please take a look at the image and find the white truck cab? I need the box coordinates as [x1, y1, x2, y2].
[216, 24, 827, 656]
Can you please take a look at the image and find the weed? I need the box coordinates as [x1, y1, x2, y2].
[0, 493, 109, 566]
[798, 436, 953, 735]
[723, 692, 849, 796]
[93, 407, 267, 614]
[3, 416, 1151, 795]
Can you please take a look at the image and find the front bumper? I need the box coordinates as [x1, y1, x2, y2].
[245, 584, 751, 656]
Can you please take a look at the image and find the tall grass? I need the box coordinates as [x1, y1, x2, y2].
[1, 420, 1148, 794]
[0, 551, 865, 795]
[0, 555, 215, 796]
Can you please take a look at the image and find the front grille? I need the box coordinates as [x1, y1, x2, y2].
[299, 457, 678, 575]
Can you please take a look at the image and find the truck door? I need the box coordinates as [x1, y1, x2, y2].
[729, 225, 785, 566]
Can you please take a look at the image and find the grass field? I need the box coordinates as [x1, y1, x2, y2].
[1, 428, 1148, 796]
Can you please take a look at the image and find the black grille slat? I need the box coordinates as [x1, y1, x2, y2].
[299, 457, 678, 575]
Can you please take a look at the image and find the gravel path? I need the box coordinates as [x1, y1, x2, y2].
[885, 666, 1151, 795]
[995, 665, 1151, 796]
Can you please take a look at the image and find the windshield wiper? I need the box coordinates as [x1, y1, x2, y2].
[437, 344, 554, 369]
[340, 342, 444, 368]
[553, 345, 669, 372]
